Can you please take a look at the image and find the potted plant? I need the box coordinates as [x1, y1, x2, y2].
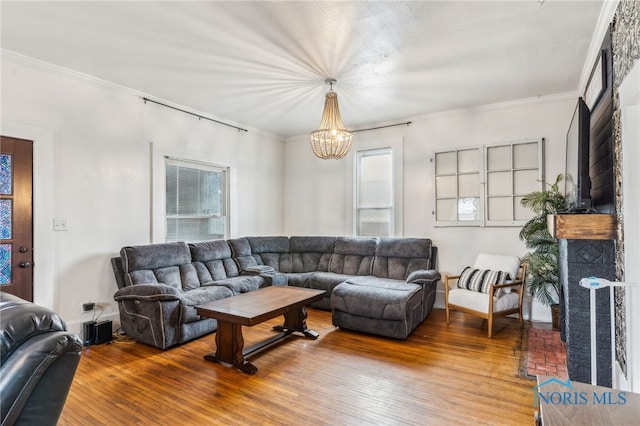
[519, 174, 568, 329]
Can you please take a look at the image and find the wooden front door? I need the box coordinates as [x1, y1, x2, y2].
[1, 136, 34, 301]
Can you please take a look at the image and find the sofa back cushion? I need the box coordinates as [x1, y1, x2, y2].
[290, 236, 336, 273]
[246, 237, 292, 272]
[120, 242, 200, 290]
[227, 238, 258, 271]
[372, 237, 434, 280]
[189, 240, 240, 282]
[329, 237, 376, 276]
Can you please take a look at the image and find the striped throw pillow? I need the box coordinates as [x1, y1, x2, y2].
[457, 267, 510, 297]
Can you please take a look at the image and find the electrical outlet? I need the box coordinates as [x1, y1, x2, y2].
[82, 302, 95, 312]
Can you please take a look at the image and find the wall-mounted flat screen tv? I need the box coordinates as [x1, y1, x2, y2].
[565, 97, 592, 212]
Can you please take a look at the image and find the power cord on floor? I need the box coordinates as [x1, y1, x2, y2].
[111, 328, 135, 344]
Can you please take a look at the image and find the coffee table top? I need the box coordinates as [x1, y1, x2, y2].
[195, 286, 325, 326]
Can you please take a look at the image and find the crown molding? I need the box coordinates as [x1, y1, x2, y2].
[577, 0, 619, 95]
[408, 92, 578, 122]
[285, 91, 578, 143]
[1, 49, 283, 141]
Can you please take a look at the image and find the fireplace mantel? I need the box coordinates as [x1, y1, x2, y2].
[549, 214, 617, 240]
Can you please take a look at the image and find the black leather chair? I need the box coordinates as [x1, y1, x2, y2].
[0, 292, 82, 426]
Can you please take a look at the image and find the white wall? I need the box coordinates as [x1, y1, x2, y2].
[285, 95, 576, 319]
[1, 56, 285, 334]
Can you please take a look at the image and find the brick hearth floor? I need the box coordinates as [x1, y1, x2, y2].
[525, 326, 568, 378]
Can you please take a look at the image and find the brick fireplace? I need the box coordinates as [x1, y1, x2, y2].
[552, 214, 617, 387]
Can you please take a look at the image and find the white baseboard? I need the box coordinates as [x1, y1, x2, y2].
[614, 360, 631, 391]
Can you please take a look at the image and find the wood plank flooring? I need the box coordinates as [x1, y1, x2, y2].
[59, 309, 537, 425]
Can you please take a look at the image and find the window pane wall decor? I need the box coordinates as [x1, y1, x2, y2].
[434, 139, 543, 226]
[485, 139, 542, 225]
[434, 148, 481, 225]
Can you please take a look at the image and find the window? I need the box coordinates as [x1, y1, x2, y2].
[434, 138, 543, 226]
[165, 158, 229, 242]
[355, 148, 393, 237]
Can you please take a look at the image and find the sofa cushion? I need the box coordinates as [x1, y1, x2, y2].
[247, 236, 292, 272]
[227, 238, 258, 271]
[189, 240, 240, 280]
[178, 286, 235, 323]
[289, 236, 335, 273]
[331, 277, 422, 321]
[285, 272, 315, 288]
[121, 242, 200, 290]
[305, 272, 351, 294]
[372, 237, 433, 280]
[202, 275, 265, 295]
[122, 242, 191, 272]
[448, 288, 519, 313]
[329, 237, 376, 276]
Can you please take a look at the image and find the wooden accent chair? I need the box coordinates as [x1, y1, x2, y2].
[444, 253, 527, 338]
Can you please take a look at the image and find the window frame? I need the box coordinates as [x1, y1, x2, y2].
[349, 138, 403, 237]
[164, 157, 230, 243]
[354, 147, 394, 237]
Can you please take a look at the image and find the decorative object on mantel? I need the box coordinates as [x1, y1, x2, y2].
[310, 78, 353, 160]
[519, 174, 568, 329]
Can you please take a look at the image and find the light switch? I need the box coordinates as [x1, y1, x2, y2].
[53, 218, 68, 231]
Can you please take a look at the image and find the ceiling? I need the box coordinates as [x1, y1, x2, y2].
[1, 1, 604, 138]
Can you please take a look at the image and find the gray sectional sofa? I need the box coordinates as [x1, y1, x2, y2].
[111, 236, 440, 349]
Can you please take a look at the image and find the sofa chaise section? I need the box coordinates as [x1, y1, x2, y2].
[330, 237, 440, 339]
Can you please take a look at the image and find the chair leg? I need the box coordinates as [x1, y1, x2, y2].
[518, 306, 524, 326]
[487, 314, 493, 338]
[445, 305, 450, 324]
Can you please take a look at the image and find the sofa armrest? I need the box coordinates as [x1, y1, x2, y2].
[241, 266, 287, 286]
[113, 283, 181, 301]
[406, 269, 441, 285]
[242, 265, 276, 275]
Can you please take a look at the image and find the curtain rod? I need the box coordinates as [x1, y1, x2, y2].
[352, 121, 412, 133]
[142, 97, 248, 132]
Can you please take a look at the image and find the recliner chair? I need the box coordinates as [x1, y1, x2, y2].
[0, 292, 82, 426]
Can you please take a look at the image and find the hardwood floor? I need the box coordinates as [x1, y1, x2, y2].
[59, 309, 536, 425]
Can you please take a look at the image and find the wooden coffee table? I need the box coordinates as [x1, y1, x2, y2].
[195, 286, 325, 374]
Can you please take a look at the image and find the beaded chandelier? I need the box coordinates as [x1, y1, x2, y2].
[310, 78, 353, 160]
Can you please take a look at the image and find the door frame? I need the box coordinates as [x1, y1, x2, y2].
[1, 121, 55, 309]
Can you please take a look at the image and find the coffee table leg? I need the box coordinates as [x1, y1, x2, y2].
[273, 306, 319, 339]
[204, 321, 257, 375]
